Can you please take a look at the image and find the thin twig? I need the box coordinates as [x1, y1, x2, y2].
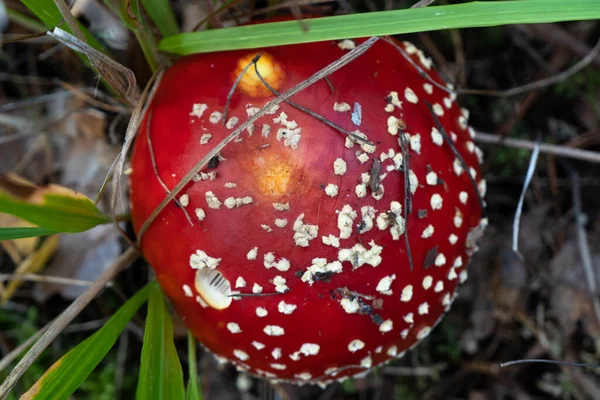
[512, 135, 541, 258]
[251, 57, 374, 146]
[458, 36, 600, 97]
[412, 0, 436, 7]
[501, 359, 600, 368]
[0, 319, 53, 373]
[474, 131, 600, 164]
[145, 111, 194, 226]
[398, 133, 414, 272]
[222, 54, 259, 126]
[136, 37, 380, 245]
[567, 163, 600, 326]
[0, 274, 95, 287]
[0, 247, 139, 398]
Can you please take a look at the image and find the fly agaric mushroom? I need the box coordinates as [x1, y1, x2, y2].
[130, 35, 487, 385]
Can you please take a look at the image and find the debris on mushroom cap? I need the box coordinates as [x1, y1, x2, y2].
[129, 32, 486, 386]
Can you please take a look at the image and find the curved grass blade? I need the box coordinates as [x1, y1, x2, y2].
[0, 185, 111, 233]
[141, 0, 179, 37]
[136, 285, 185, 400]
[159, 0, 600, 55]
[20, 283, 153, 400]
[19, 0, 107, 53]
[0, 227, 56, 240]
[185, 332, 202, 400]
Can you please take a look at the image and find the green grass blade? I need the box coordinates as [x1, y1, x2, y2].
[20, 0, 107, 53]
[0, 227, 56, 240]
[0, 187, 111, 233]
[136, 285, 185, 400]
[21, 283, 152, 399]
[185, 332, 202, 400]
[159, 0, 600, 54]
[141, 0, 179, 37]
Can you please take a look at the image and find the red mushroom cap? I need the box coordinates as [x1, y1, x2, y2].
[130, 35, 487, 385]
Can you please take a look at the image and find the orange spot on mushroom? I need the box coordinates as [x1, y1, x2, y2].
[247, 151, 296, 198]
[234, 52, 285, 98]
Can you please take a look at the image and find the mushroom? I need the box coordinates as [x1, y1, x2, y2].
[129, 35, 487, 385]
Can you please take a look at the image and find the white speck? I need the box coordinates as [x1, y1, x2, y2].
[256, 307, 268, 317]
[410, 134, 421, 154]
[351, 102, 362, 126]
[338, 240, 383, 269]
[454, 213, 463, 228]
[449, 234, 458, 245]
[271, 363, 286, 370]
[299, 343, 320, 356]
[459, 191, 468, 204]
[333, 159, 347, 177]
[433, 103, 444, 117]
[460, 270, 468, 283]
[361, 356, 372, 368]
[324, 184, 339, 197]
[233, 349, 249, 361]
[195, 295, 208, 308]
[400, 329, 409, 339]
[183, 284, 193, 297]
[404, 87, 418, 104]
[404, 313, 414, 324]
[357, 152, 369, 164]
[387, 116, 402, 136]
[271, 348, 282, 359]
[430, 194, 443, 210]
[469, 167, 477, 180]
[426, 171, 438, 186]
[209, 111, 222, 124]
[301, 258, 343, 285]
[252, 341, 265, 350]
[179, 194, 189, 207]
[247, 247, 258, 260]
[278, 301, 297, 314]
[322, 234, 340, 247]
[235, 277, 246, 288]
[479, 179, 487, 197]
[417, 326, 431, 340]
[423, 83, 433, 94]
[443, 293, 451, 306]
[264, 325, 285, 336]
[348, 339, 365, 352]
[341, 298, 360, 314]
[337, 204, 357, 239]
[458, 115, 468, 130]
[453, 158, 464, 176]
[190, 103, 208, 118]
[252, 283, 263, 294]
[274, 218, 288, 228]
[261, 224, 273, 233]
[205, 191, 221, 209]
[295, 373, 312, 380]
[435, 253, 446, 266]
[379, 319, 393, 333]
[333, 102, 351, 112]
[454, 256, 463, 268]
[224, 182, 237, 188]
[431, 127, 443, 146]
[225, 116, 239, 129]
[227, 322, 242, 333]
[189, 250, 221, 270]
[273, 276, 288, 293]
[200, 133, 212, 145]
[434, 281, 444, 293]
[355, 183, 367, 198]
[387, 346, 398, 357]
[448, 268, 458, 280]
[293, 213, 319, 247]
[338, 39, 356, 50]
[386, 91, 403, 109]
[422, 225, 434, 238]
[246, 105, 261, 117]
[376, 274, 396, 295]
[422, 276, 433, 290]
[418, 302, 429, 315]
[262, 124, 271, 137]
[409, 170, 418, 194]
[273, 202, 290, 211]
[401, 285, 413, 302]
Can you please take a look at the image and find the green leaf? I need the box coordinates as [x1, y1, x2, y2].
[0, 227, 56, 240]
[21, 283, 153, 399]
[159, 0, 600, 54]
[141, 0, 179, 37]
[185, 332, 202, 400]
[0, 186, 111, 233]
[20, 0, 107, 53]
[137, 285, 185, 400]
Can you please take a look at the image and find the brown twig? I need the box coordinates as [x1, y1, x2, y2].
[0, 247, 139, 397]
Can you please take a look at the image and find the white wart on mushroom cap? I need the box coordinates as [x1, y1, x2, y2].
[130, 35, 486, 385]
